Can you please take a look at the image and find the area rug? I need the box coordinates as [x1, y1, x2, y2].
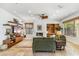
[14, 40, 32, 48]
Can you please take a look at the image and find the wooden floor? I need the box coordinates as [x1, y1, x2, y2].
[0, 39, 79, 56]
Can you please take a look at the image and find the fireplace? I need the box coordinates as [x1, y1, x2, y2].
[36, 32, 43, 37]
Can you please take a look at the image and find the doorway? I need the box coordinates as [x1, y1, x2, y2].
[25, 23, 33, 39]
[47, 24, 59, 37]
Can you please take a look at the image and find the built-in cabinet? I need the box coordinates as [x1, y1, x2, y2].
[47, 24, 59, 37]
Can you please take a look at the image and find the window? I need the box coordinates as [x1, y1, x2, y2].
[75, 19, 79, 37]
[25, 23, 33, 34]
[63, 16, 79, 37]
[64, 20, 76, 37]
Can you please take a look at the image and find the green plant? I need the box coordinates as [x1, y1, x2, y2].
[55, 35, 61, 40]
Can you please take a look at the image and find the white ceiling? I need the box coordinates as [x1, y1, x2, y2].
[0, 3, 79, 21]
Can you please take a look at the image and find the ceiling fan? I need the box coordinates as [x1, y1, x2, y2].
[30, 13, 48, 19]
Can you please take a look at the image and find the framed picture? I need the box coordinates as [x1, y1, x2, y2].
[37, 25, 42, 31]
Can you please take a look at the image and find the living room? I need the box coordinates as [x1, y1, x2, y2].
[0, 3, 79, 56]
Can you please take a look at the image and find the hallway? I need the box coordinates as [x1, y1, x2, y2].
[0, 39, 79, 56]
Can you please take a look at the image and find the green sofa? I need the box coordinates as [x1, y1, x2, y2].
[32, 37, 56, 52]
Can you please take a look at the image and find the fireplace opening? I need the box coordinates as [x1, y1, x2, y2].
[36, 32, 43, 37]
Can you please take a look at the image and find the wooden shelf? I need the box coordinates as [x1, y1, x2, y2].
[3, 23, 17, 26]
[8, 21, 16, 23]
[3, 24, 11, 26]
[3, 36, 23, 48]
